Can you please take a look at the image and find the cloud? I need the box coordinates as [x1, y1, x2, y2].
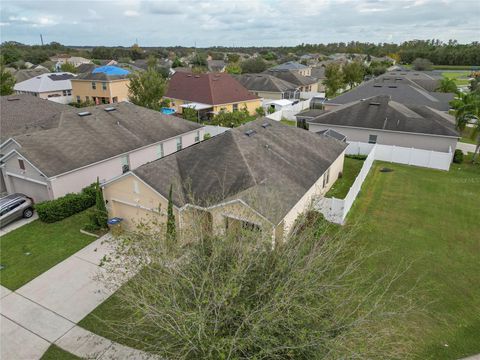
[124, 10, 140, 17]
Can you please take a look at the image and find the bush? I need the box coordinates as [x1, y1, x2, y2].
[346, 154, 368, 160]
[453, 149, 464, 163]
[35, 184, 96, 223]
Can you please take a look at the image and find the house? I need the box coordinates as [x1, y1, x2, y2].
[307, 95, 458, 153]
[270, 61, 311, 76]
[265, 69, 320, 93]
[76, 63, 97, 75]
[102, 118, 347, 242]
[9, 67, 50, 83]
[13, 72, 76, 104]
[50, 55, 92, 67]
[324, 74, 454, 111]
[235, 73, 300, 100]
[71, 65, 130, 104]
[0, 102, 204, 202]
[295, 108, 328, 129]
[165, 72, 261, 119]
[207, 60, 226, 73]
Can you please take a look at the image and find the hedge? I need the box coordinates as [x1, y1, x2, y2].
[35, 184, 96, 223]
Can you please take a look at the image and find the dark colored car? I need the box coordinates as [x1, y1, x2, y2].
[0, 193, 35, 228]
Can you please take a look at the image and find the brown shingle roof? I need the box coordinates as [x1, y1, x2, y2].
[166, 72, 259, 105]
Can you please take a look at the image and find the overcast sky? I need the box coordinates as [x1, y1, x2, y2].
[1, 0, 478, 47]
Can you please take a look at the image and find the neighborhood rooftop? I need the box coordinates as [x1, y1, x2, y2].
[13, 72, 75, 93]
[309, 95, 458, 137]
[235, 73, 298, 92]
[133, 118, 347, 224]
[271, 61, 309, 71]
[166, 72, 259, 105]
[265, 69, 318, 86]
[9, 102, 202, 177]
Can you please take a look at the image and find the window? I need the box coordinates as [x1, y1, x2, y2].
[76, 96, 81, 103]
[176, 137, 182, 151]
[232, 103, 238, 112]
[368, 134, 378, 144]
[92, 82, 96, 90]
[102, 82, 107, 91]
[121, 155, 129, 173]
[195, 131, 200, 143]
[323, 168, 330, 188]
[157, 143, 164, 158]
[18, 158, 25, 171]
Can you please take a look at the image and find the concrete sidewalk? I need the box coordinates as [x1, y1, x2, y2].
[456, 141, 477, 154]
[0, 234, 153, 360]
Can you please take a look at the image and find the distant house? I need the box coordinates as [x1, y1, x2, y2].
[324, 74, 454, 111]
[271, 61, 311, 76]
[265, 69, 319, 93]
[76, 63, 97, 75]
[207, 60, 226, 73]
[0, 101, 204, 202]
[165, 72, 261, 119]
[307, 95, 458, 153]
[102, 118, 347, 242]
[13, 72, 75, 104]
[235, 73, 300, 100]
[10, 67, 50, 83]
[50, 55, 92, 67]
[71, 65, 130, 104]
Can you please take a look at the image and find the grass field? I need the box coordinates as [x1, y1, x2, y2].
[78, 159, 480, 359]
[0, 210, 95, 290]
[326, 156, 365, 199]
[442, 71, 471, 86]
[41, 345, 80, 360]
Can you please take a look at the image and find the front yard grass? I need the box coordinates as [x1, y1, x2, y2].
[78, 159, 480, 359]
[0, 210, 95, 290]
[41, 345, 80, 360]
[325, 156, 365, 199]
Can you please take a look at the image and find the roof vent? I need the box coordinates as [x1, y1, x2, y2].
[395, 77, 402, 81]
[104, 106, 116, 112]
[261, 122, 271, 128]
[187, 75, 193, 77]
[77, 111, 91, 117]
[7, 97, 20, 101]
[194, 75, 200, 78]
[245, 129, 256, 137]
[369, 102, 381, 106]
[388, 85, 398, 88]
[373, 84, 382, 87]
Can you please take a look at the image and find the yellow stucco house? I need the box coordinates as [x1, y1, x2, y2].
[71, 66, 130, 104]
[102, 119, 347, 244]
[165, 72, 261, 120]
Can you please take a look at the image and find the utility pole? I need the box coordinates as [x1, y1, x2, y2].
[40, 34, 44, 46]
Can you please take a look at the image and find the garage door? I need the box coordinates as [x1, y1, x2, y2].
[10, 177, 50, 203]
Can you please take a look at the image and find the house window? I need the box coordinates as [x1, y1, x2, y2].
[121, 155, 129, 173]
[232, 103, 238, 112]
[176, 137, 182, 151]
[157, 143, 164, 158]
[18, 158, 25, 171]
[92, 82, 96, 90]
[323, 168, 330, 188]
[102, 82, 107, 91]
[368, 134, 378, 144]
[76, 96, 81, 103]
[195, 131, 200, 143]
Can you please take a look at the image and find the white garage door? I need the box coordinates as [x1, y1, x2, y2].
[10, 177, 50, 203]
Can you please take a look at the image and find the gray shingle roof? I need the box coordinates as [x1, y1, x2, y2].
[309, 95, 458, 137]
[326, 75, 454, 111]
[0, 95, 69, 143]
[134, 118, 347, 224]
[266, 69, 318, 87]
[73, 72, 129, 81]
[12, 102, 203, 177]
[271, 61, 308, 71]
[235, 73, 298, 93]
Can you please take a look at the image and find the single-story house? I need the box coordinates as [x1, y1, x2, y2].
[165, 72, 261, 119]
[235, 73, 300, 100]
[0, 102, 204, 202]
[307, 95, 459, 153]
[102, 118, 347, 243]
[265, 69, 320, 93]
[324, 74, 454, 111]
[14, 72, 76, 104]
[270, 62, 311, 77]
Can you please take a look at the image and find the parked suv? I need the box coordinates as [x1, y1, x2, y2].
[0, 193, 34, 228]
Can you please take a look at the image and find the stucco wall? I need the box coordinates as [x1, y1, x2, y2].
[308, 123, 457, 152]
[71, 79, 130, 103]
[213, 99, 262, 115]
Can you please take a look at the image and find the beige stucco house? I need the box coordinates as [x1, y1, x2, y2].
[102, 118, 347, 243]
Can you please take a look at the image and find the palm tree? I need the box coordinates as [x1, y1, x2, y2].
[436, 77, 457, 93]
[451, 91, 480, 163]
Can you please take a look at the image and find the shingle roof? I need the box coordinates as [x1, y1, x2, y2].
[207, 60, 226, 72]
[12, 68, 50, 83]
[76, 63, 97, 74]
[265, 69, 318, 86]
[13, 72, 75, 93]
[326, 75, 454, 111]
[134, 118, 347, 224]
[0, 95, 69, 143]
[74, 71, 130, 81]
[271, 61, 309, 71]
[12, 102, 203, 177]
[166, 72, 259, 105]
[235, 73, 298, 93]
[309, 95, 458, 137]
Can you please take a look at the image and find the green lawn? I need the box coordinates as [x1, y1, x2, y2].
[280, 119, 297, 126]
[41, 345, 80, 360]
[0, 210, 95, 290]
[78, 159, 480, 359]
[345, 158, 480, 359]
[325, 157, 365, 199]
[460, 127, 478, 145]
[442, 71, 471, 86]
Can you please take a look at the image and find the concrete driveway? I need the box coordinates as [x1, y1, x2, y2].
[0, 213, 38, 236]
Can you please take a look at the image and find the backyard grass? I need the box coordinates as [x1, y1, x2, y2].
[0, 210, 95, 290]
[41, 345, 80, 360]
[442, 71, 471, 86]
[460, 127, 478, 145]
[280, 119, 297, 126]
[325, 156, 365, 199]
[78, 159, 480, 359]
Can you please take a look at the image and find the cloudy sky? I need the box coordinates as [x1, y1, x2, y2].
[1, 0, 478, 47]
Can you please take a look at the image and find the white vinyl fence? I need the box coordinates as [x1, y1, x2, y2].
[204, 125, 231, 137]
[315, 142, 453, 224]
[266, 99, 311, 121]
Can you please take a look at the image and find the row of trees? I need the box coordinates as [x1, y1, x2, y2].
[324, 61, 372, 97]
